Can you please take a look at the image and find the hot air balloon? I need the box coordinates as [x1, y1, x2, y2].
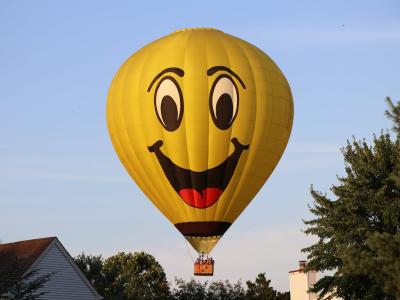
[107, 28, 293, 276]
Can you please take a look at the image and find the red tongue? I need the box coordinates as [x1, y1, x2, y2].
[179, 188, 223, 208]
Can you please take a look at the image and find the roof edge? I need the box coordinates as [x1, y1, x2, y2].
[27, 237, 103, 300]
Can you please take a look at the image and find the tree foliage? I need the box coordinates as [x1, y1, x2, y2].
[245, 273, 278, 299]
[172, 278, 208, 300]
[104, 252, 171, 300]
[172, 278, 246, 300]
[342, 232, 400, 299]
[74, 253, 289, 300]
[303, 97, 400, 300]
[74, 253, 106, 296]
[171, 273, 288, 300]
[0, 258, 52, 300]
[385, 96, 400, 135]
[75, 251, 170, 300]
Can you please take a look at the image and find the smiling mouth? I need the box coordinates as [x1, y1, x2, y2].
[148, 138, 249, 209]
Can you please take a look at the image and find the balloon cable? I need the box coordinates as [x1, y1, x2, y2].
[183, 237, 195, 264]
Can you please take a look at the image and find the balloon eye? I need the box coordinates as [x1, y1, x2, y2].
[155, 77, 183, 131]
[209, 75, 239, 130]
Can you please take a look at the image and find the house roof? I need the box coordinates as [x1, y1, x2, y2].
[289, 268, 304, 274]
[0, 237, 56, 280]
[0, 237, 102, 299]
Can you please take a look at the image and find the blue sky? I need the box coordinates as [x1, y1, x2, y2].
[1, 0, 400, 291]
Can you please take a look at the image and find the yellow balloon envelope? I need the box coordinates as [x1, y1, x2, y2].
[107, 28, 293, 255]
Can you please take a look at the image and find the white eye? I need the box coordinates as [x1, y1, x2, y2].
[209, 75, 238, 130]
[154, 77, 183, 131]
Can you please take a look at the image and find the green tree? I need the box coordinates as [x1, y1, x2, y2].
[275, 291, 290, 300]
[172, 278, 246, 300]
[342, 232, 400, 299]
[303, 98, 400, 300]
[172, 275, 288, 300]
[102, 252, 171, 300]
[0, 258, 52, 300]
[245, 273, 278, 300]
[207, 280, 245, 299]
[74, 253, 105, 296]
[385, 96, 400, 135]
[172, 278, 208, 300]
[74, 252, 289, 300]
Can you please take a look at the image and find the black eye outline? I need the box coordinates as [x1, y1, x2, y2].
[209, 74, 239, 130]
[154, 76, 184, 131]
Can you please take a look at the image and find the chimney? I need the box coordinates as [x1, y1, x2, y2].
[299, 260, 307, 270]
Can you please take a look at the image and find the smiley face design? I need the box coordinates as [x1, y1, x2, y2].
[107, 28, 294, 254]
[147, 66, 249, 209]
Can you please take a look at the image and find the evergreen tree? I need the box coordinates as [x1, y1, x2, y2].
[385, 96, 400, 135]
[245, 273, 278, 300]
[342, 232, 400, 299]
[0, 258, 52, 300]
[303, 98, 400, 299]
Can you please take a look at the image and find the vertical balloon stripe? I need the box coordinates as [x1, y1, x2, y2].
[119, 54, 175, 219]
[204, 30, 229, 222]
[209, 32, 237, 222]
[217, 34, 257, 221]
[183, 31, 204, 222]
[178, 31, 200, 223]
[207, 32, 232, 223]
[134, 50, 179, 220]
[108, 61, 173, 220]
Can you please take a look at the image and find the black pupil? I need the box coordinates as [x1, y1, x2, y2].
[215, 93, 233, 130]
[161, 95, 179, 131]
